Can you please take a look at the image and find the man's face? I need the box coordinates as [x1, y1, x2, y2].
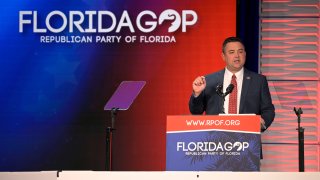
[222, 42, 246, 73]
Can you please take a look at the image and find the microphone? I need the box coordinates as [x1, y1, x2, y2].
[225, 84, 234, 96]
[216, 83, 234, 114]
[216, 84, 234, 97]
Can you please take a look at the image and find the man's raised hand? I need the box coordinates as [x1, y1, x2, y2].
[192, 76, 206, 97]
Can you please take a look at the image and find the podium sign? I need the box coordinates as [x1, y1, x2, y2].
[166, 115, 261, 171]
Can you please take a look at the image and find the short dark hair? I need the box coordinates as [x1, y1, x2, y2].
[222, 37, 244, 53]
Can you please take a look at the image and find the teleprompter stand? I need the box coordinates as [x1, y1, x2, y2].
[294, 107, 304, 172]
[104, 81, 146, 171]
[105, 108, 118, 171]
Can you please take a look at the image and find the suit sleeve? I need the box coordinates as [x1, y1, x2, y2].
[260, 76, 275, 132]
[189, 91, 206, 115]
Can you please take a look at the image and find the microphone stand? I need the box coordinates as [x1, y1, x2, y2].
[294, 107, 304, 172]
[218, 94, 227, 114]
[216, 84, 234, 114]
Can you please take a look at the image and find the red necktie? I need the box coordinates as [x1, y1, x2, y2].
[229, 74, 237, 114]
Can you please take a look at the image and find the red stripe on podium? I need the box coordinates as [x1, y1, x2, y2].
[167, 115, 260, 133]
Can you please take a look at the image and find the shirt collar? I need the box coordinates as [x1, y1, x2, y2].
[225, 67, 244, 78]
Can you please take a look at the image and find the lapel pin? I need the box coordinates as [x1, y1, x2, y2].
[246, 76, 251, 80]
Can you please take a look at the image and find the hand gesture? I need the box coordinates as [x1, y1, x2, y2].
[192, 76, 206, 97]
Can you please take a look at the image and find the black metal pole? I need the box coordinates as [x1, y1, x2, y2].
[106, 108, 118, 171]
[294, 107, 304, 172]
[106, 127, 113, 171]
[298, 127, 305, 172]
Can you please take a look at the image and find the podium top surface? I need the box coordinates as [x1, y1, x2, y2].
[104, 81, 146, 111]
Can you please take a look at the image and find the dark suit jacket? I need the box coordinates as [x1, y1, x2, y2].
[189, 68, 275, 131]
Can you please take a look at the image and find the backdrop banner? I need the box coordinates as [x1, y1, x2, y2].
[0, 0, 236, 170]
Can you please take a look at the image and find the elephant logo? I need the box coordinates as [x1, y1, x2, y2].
[158, 9, 181, 32]
[233, 142, 243, 151]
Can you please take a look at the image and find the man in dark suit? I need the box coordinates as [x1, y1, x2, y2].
[189, 37, 275, 132]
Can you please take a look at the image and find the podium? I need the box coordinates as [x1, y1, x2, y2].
[166, 115, 261, 171]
